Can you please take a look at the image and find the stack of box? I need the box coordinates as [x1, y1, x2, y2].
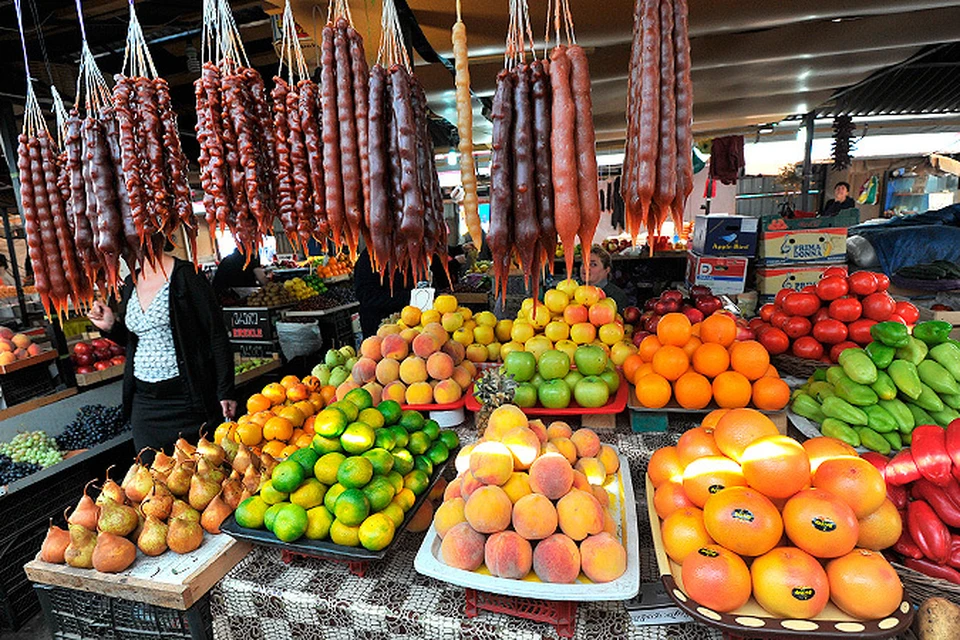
[686, 215, 757, 295]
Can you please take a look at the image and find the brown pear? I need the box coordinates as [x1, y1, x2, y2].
[98, 465, 126, 506]
[259, 452, 278, 478]
[141, 483, 173, 521]
[196, 432, 225, 467]
[220, 477, 245, 510]
[171, 499, 201, 523]
[188, 472, 220, 511]
[97, 497, 139, 537]
[120, 462, 138, 495]
[137, 515, 169, 556]
[130, 508, 146, 542]
[165, 459, 195, 497]
[221, 437, 239, 464]
[167, 516, 203, 554]
[92, 532, 136, 573]
[64, 524, 97, 568]
[242, 464, 262, 494]
[232, 442, 254, 474]
[125, 457, 155, 504]
[40, 519, 70, 564]
[175, 436, 197, 461]
[201, 491, 232, 535]
[150, 449, 176, 475]
[69, 480, 100, 531]
[205, 465, 226, 486]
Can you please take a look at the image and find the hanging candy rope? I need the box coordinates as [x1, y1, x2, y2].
[505, 0, 536, 69]
[452, 0, 482, 252]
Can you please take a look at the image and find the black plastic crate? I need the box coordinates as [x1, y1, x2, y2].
[0, 364, 56, 406]
[35, 584, 212, 640]
[317, 309, 355, 348]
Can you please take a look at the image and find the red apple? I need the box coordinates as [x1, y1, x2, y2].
[682, 307, 704, 324]
[644, 314, 661, 334]
[110, 355, 126, 366]
[661, 290, 683, 303]
[76, 365, 95, 374]
[94, 361, 111, 371]
[690, 285, 712, 297]
[735, 325, 755, 341]
[623, 306, 641, 324]
[73, 342, 93, 356]
[653, 300, 669, 315]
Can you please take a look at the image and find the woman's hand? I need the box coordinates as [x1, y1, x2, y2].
[87, 300, 115, 332]
[220, 399, 237, 420]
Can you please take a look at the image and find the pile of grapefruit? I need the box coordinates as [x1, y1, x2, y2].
[651, 408, 904, 620]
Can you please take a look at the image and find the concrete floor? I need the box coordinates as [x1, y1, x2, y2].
[5, 612, 52, 640]
[0, 380, 122, 442]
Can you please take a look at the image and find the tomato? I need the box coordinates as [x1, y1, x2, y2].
[811, 307, 831, 324]
[823, 266, 848, 279]
[887, 313, 906, 325]
[759, 303, 776, 322]
[782, 316, 812, 339]
[875, 273, 890, 291]
[895, 301, 920, 324]
[828, 297, 862, 323]
[847, 318, 877, 345]
[800, 285, 819, 295]
[757, 327, 790, 355]
[792, 336, 824, 360]
[847, 271, 879, 296]
[816, 276, 848, 301]
[782, 292, 821, 317]
[774, 289, 792, 308]
[748, 317, 767, 332]
[812, 319, 849, 345]
[862, 292, 896, 321]
[770, 310, 789, 330]
[829, 341, 860, 363]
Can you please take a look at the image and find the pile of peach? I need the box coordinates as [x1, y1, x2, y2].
[433, 405, 629, 584]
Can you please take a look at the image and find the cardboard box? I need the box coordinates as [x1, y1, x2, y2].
[757, 211, 858, 264]
[686, 251, 748, 295]
[917, 306, 960, 340]
[755, 263, 847, 298]
[691, 215, 758, 257]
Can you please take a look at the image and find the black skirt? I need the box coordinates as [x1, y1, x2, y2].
[131, 376, 209, 458]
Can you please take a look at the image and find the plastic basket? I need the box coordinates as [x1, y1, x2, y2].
[316, 310, 355, 348]
[0, 363, 56, 406]
[465, 588, 577, 638]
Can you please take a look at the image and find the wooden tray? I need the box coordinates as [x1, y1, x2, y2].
[234, 357, 282, 386]
[0, 349, 57, 374]
[645, 475, 914, 638]
[465, 373, 628, 416]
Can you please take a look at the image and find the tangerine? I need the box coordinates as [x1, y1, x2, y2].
[622, 354, 645, 385]
[681, 545, 752, 613]
[674, 372, 713, 410]
[261, 439, 286, 458]
[712, 371, 753, 409]
[801, 437, 858, 474]
[763, 364, 779, 378]
[236, 422, 263, 446]
[652, 345, 689, 381]
[656, 313, 692, 347]
[826, 549, 903, 619]
[751, 377, 790, 411]
[856, 499, 902, 551]
[712, 409, 779, 462]
[703, 486, 783, 557]
[681, 336, 702, 360]
[635, 373, 672, 409]
[682, 456, 747, 508]
[729, 340, 770, 381]
[647, 446, 684, 488]
[782, 488, 859, 558]
[676, 427, 723, 467]
[740, 434, 811, 499]
[653, 481, 696, 519]
[246, 393, 271, 414]
[700, 314, 737, 347]
[638, 335, 662, 362]
[263, 416, 295, 442]
[813, 457, 887, 518]
[751, 547, 830, 618]
[692, 342, 730, 378]
[701, 409, 729, 430]
[661, 507, 714, 564]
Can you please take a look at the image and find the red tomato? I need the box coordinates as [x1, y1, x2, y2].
[816, 276, 849, 301]
[770, 310, 789, 330]
[792, 336, 824, 360]
[829, 341, 860, 363]
[748, 317, 767, 332]
[812, 319, 849, 345]
[759, 303, 776, 322]
[862, 292, 896, 321]
[800, 285, 819, 295]
[895, 301, 920, 324]
[757, 327, 790, 355]
[782, 316, 812, 339]
[782, 292, 821, 317]
[847, 318, 877, 345]
[828, 297, 862, 323]
[774, 289, 792, 308]
[811, 307, 831, 324]
[847, 271, 879, 296]
[823, 266, 848, 279]
[887, 313, 906, 325]
[875, 273, 890, 291]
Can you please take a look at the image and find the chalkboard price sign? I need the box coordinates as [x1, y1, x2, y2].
[223, 308, 270, 340]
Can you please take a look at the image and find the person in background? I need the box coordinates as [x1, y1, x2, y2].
[87, 238, 235, 457]
[212, 246, 268, 296]
[0, 255, 15, 286]
[354, 248, 414, 338]
[580, 245, 629, 310]
[821, 181, 856, 217]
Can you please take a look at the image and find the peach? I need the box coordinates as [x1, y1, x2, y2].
[602, 511, 617, 536]
[464, 485, 513, 534]
[546, 421, 573, 440]
[592, 485, 610, 508]
[426, 352, 455, 380]
[501, 427, 540, 470]
[381, 381, 406, 404]
[26, 343, 41, 356]
[459, 360, 477, 378]
[549, 437, 578, 465]
[13, 348, 27, 360]
[380, 334, 409, 360]
[0, 326, 12, 339]
[512, 493, 558, 540]
[12, 334, 31, 349]
[399, 327, 420, 344]
[575, 457, 607, 486]
[412, 332, 441, 358]
[501, 472, 532, 503]
[571, 470, 591, 492]
[469, 442, 514, 486]
[362, 382, 383, 405]
[527, 419, 548, 443]
[451, 366, 473, 391]
[441, 340, 466, 365]
[459, 470, 483, 499]
[0, 340, 12, 353]
[529, 453, 574, 500]
[335, 380, 360, 400]
[483, 405, 528, 442]
[597, 444, 620, 475]
[433, 379, 463, 404]
[399, 356, 427, 384]
[570, 428, 601, 458]
[455, 444, 476, 475]
[580, 532, 627, 583]
[351, 357, 378, 384]
[377, 324, 402, 337]
[422, 322, 449, 345]
[444, 477, 462, 502]
[376, 358, 400, 385]
[434, 497, 467, 538]
[440, 522, 486, 571]
[360, 336, 383, 360]
[532, 533, 581, 584]
[0, 352, 15, 365]
[465, 344, 488, 363]
[405, 381, 433, 405]
[484, 531, 533, 579]
[557, 489, 605, 541]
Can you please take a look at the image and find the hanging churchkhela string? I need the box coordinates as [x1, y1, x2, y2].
[452, 0, 482, 252]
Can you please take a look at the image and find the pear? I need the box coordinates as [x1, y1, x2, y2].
[175, 436, 197, 462]
[98, 465, 126, 506]
[97, 497, 139, 537]
[120, 462, 138, 496]
[196, 432, 225, 467]
[205, 466, 227, 486]
[92, 532, 136, 573]
[196, 456, 226, 485]
[171, 498, 201, 522]
[167, 516, 203, 554]
[221, 437, 239, 464]
[232, 442, 254, 474]
[201, 491, 232, 535]
[40, 519, 70, 564]
[242, 464, 262, 494]
[141, 483, 173, 521]
[188, 472, 220, 512]
[64, 524, 97, 568]
[150, 449, 176, 475]
[130, 509, 145, 542]
[165, 459, 195, 497]
[68, 480, 100, 531]
[137, 515, 169, 557]
[220, 477, 245, 510]
[125, 456, 155, 504]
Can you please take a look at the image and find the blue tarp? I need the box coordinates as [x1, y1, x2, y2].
[850, 204, 960, 275]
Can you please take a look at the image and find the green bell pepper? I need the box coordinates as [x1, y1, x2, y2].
[913, 382, 945, 412]
[917, 360, 960, 396]
[896, 337, 929, 366]
[930, 342, 960, 381]
[878, 398, 916, 434]
[903, 430, 913, 446]
[913, 320, 953, 346]
[838, 348, 878, 385]
[941, 393, 960, 410]
[808, 381, 835, 402]
[826, 366, 847, 386]
[812, 368, 827, 382]
[863, 404, 898, 433]
[881, 429, 903, 451]
[930, 406, 960, 427]
[870, 370, 898, 401]
[870, 321, 910, 348]
[888, 360, 923, 400]
[864, 342, 896, 370]
[833, 375, 879, 407]
[820, 418, 860, 447]
[791, 393, 825, 424]
[907, 402, 936, 427]
[857, 426, 892, 455]
[821, 396, 869, 426]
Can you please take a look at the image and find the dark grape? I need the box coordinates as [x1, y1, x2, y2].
[54, 404, 130, 451]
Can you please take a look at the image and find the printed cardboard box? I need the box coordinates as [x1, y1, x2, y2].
[691, 215, 758, 257]
[686, 251, 748, 295]
[756, 263, 847, 298]
[757, 211, 858, 264]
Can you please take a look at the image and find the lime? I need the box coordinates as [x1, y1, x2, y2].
[392, 448, 415, 475]
[413, 455, 434, 477]
[358, 513, 396, 551]
[288, 448, 319, 475]
[363, 476, 397, 512]
[377, 400, 402, 425]
[439, 430, 460, 450]
[290, 478, 327, 509]
[305, 506, 334, 540]
[358, 407, 385, 429]
[334, 488, 371, 526]
[314, 452, 346, 485]
[407, 431, 431, 456]
[374, 428, 397, 451]
[422, 419, 440, 441]
[311, 434, 342, 455]
[393, 487, 416, 512]
[260, 480, 290, 505]
[324, 483, 347, 513]
[361, 448, 395, 476]
[389, 425, 409, 449]
[234, 496, 269, 529]
[340, 422, 376, 454]
[404, 469, 430, 496]
[329, 519, 360, 547]
[337, 456, 374, 488]
[385, 470, 405, 494]
[314, 407, 349, 437]
[426, 441, 450, 466]
[264, 502, 286, 531]
[271, 460, 306, 493]
[399, 410, 425, 432]
[273, 504, 308, 542]
[331, 400, 359, 422]
[344, 388, 374, 411]
[380, 502, 405, 527]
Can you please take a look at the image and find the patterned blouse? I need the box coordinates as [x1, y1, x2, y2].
[126, 280, 180, 382]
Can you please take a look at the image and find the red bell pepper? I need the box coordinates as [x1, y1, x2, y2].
[943, 476, 960, 509]
[886, 449, 922, 486]
[904, 557, 960, 585]
[950, 535, 960, 570]
[907, 499, 951, 564]
[860, 451, 889, 475]
[911, 478, 960, 527]
[953, 464, 960, 484]
[912, 425, 953, 487]
[947, 418, 960, 469]
[893, 528, 924, 559]
[886, 482, 908, 509]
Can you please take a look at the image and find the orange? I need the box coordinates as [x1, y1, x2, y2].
[293, 400, 316, 418]
[661, 507, 714, 564]
[701, 409, 729, 430]
[648, 446, 684, 488]
[729, 340, 770, 381]
[652, 345, 689, 381]
[681, 336, 702, 360]
[235, 421, 263, 446]
[740, 434, 811, 499]
[653, 481, 696, 519]
[635, 363, 654, 380]
[246, 393, 271, 414]
[682, 456, 747, 507]
[261, 439, 286, 458]
[712, 371, 753, 409]
[813, 457, 887, 518]
[801, 437, 857, 474]
[692, 343, 730, 378]
[856, 499, 902, 551]
[635, 373, 672, 409]
[826, 549, 903, 619]
[622, 354, 645, 385]
[700, 314, 737, 347]
[638, 335, 662, 362]
[674, 372, 712, 410]
[295, 433, 314, 449]
[712, 409, 779, 462]
[302, 415, 316, 436]
[262, 382, 287, 405]
[320, 385, 337, 405]
[676, 426, 723, 467]
[782, 488, 859, 558]
[703, 486, 783, 557]
[281, 444, 299, 458]
[656, 313, 692, 347]
[277, 406, 306, 428]
[281, 374, 301, 389]
[751, 377, 790, 411]
[263, 416, 295, 442]
[762, 364, 779, 378]
[751, 547, 830, 618]
[681, 545, 752, 613]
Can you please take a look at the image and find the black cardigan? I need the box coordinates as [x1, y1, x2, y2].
[105, 259, 235, 423]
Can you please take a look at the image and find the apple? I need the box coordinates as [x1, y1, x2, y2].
[538, 349, 571, 381]
[504, 351, 537, 382]
[653, 300, 669, 315]
[632, 330, 649, 347]
[644, 298, 657, 311]
[661, 290, 683, 303]
[690, 285, 712, 297]
[643, 314, 660, 334]
[563, 369, 584, 392]
[623, 306, 641, 324]
[682, 307, 704, 324]
[563, 304, 589, 325]
[94, 361, 111, 371]
[538, 379, 571, 409]
[91, 338, 110, 350]
[110, 344, 125, 357]
[663, 299, 681, 313]
[94, 348, 112, 362]
[599, 370, 621, 394]
[73, 342, 93, 356]
[311, 364, 332, 386]
[76, 365, 95, 374]
[695, 295, 723, 315]
[110, 355, 126, 366]
[75, 352, 94, 366]
[513, 382, 538, 408]
[574, 345, 607, 376]
[574, 376, 610, 408]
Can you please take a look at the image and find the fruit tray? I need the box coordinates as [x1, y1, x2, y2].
[0, 349, 56, 375]
[413, 447, 639, 601]
[645, 474, 914, 638]
[464, 373, 629, 416]
[220, 457, 452, 561]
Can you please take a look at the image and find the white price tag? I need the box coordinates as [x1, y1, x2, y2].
[410, 287, 436, 311]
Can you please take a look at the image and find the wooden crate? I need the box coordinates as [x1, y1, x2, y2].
[74, 363, 124, 388]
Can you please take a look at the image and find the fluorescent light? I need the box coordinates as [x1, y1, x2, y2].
[447, 151, 458, 166]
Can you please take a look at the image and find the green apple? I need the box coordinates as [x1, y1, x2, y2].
[538, 349, 571, 381]
[329, 366, 349, 388]
[563, 369, 584, 392]
[513, 382, 538, 408]
[345, 356, 358, 372]
[504, 351, 537, 382]
[574, 376, 610, 408]
[599, 370, 621, 394]
[538, 379, 571, 409]
[529, 373, 545, 388]
[325, 349, 345, 368]
[574, 345, 607, 376]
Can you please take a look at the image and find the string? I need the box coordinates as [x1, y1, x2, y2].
[14, 0, 31, 83]
[27, 0, 55, 87]
[74, 0, 88, 45]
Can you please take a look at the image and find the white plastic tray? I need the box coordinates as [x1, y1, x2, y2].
[414, 447, 640, 601]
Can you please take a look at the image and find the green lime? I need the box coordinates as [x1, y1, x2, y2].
[399, 410, 425, 432]
[311, 434, 342, 455]
[271, 460, 306, 493]
[331, 400, 359, 422]
[273, 503, 308, 542]
[314, 408, 349, 437]
[288, 448, 319, 475]
[234, 496, 269, 529]
[260, 480, 289, 505]
[314, 452, 346, 485]
[385, 470, 404, 494]
[358, 513, 396, 551]
[264, 502, 286, 532]
[361, 448, 395, 476]
[329, 519, 360, 547]
[358, 407, 385, 429]
[337, 456, 374, 489]
[392, 488, 415, 512]
[426, 441, 450, 466]
[334, 488, 370, 526]
[389, 425, 409, 449]
[407, 431, 431, 456]
[290, 478, 327, 509]
[439, 430, 460, 450]
[392, 448, 414, 475]
[363, 476, 397, 512]
[324, 483, 347, 513]
[305, 506, 334, 540]
[404, 469, 430, 496]
[413, 455, 433, 477]
[422, 419, 440, 441]
[374, 428, 397, 451]
[380, 502, 405, 527]
[340, 422, 376, 454]
[344, 388, 374, 411]
[377, 400, 402, 425]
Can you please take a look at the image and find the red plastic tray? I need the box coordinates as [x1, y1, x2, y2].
[465, 373, 628, 416]
[400, 394, 468, 412]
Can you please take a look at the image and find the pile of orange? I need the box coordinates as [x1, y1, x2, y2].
[315, 256, 352, 278]
[651, 408, 904, 620]
[623, 313, 790, 411]
[214, 375, 336, 458]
